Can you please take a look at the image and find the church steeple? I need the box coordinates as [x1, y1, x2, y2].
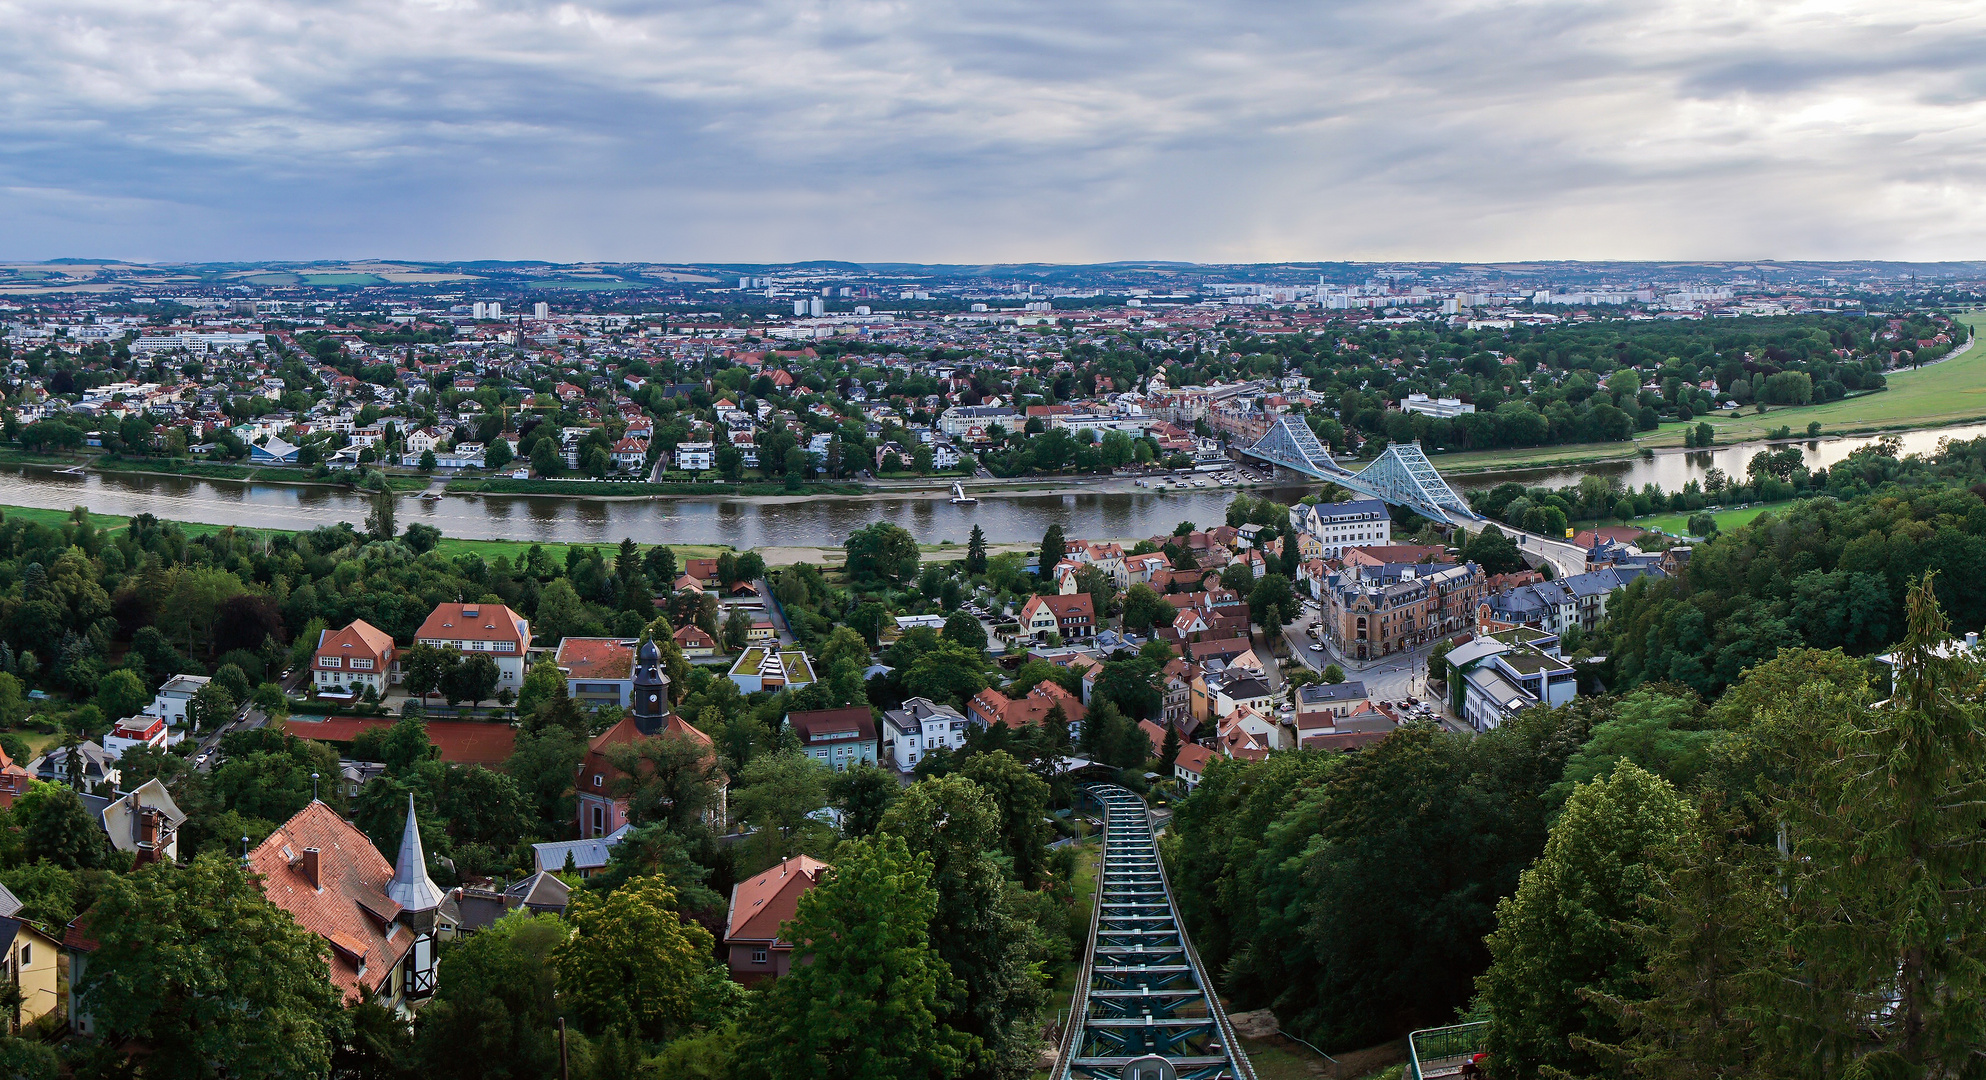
[386, 793, 445, 912]
[632, 637, 671, 736]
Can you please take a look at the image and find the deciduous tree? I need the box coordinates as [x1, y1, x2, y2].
[741, 835, 974, 1080]
[81, 854, 345, 1080]
[556, 874, 738, 1042]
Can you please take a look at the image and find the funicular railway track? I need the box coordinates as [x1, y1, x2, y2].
[1054, 784, 1255, 1080]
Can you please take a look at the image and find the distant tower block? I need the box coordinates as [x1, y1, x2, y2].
[533, 301, 549, 320]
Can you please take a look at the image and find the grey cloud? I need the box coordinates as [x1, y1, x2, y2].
[1, 0, 1985, 261]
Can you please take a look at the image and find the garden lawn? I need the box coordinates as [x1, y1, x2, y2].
[1637, 499, 1800, 536]
[1435, 313, 1986, 471]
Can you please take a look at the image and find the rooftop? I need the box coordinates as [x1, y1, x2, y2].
[555, 637, 637, 681]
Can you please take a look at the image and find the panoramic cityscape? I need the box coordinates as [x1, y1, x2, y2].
[6, 2, 1986, 1079]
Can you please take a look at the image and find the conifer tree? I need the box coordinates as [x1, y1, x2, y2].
[1765, 572, 1986, 1075]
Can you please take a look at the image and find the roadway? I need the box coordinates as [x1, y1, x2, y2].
[1281, 603, 1434, 705]
[193, 665, 306, 773]
[1508, 528, 1589, 579]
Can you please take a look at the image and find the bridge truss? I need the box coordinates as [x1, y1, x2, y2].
[1239, 417, 1480, 525]
[1054, 785, 1255, 1080]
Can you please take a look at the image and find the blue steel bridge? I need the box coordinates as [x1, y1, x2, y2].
[1237, 416, 1481, 527]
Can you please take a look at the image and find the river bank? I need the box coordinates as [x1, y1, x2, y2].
[1428, 311, 1986, 474]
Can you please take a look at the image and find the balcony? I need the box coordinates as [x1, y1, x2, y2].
[1406, 1021, 1486, 1079]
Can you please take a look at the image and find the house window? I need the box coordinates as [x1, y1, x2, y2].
[751, 949, 768, 964]
[18, 944, 27, 966]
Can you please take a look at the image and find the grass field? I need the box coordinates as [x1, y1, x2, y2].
[1434, 313, 1986, 472]
[426, 536, 733, 563]
[0, 503, 739, 563]
[301, 273, 387, 286]
[1637, 499, 1800, 537]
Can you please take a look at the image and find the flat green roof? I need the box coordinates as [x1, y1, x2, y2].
[1497, 647, 1569, 676]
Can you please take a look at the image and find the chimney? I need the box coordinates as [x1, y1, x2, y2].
[301, 847, 321, 889]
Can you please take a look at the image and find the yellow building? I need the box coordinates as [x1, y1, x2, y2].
[0, 916, 61, 1030]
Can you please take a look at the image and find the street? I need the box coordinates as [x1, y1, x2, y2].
[193, 665, 305, 772]
[1279, 601, 1437, 707]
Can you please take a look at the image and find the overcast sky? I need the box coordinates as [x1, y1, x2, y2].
[4, 0, 1984, 264]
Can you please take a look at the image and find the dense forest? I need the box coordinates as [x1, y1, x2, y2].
[1169, 437, 1986, 1077]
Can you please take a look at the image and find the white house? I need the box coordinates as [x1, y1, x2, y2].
[880, 697, 974, 773]
[674, 441, 714, 471]
[147, 674, 210, 727]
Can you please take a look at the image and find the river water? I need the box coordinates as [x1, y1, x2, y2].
[7, 422, 1980, 548]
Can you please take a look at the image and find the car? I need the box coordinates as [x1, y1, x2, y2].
[1309, 643, 1324, 652]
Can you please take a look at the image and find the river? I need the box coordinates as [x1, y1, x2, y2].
[5, 423, 1980, 548]
[1469, 421, 1986, 493]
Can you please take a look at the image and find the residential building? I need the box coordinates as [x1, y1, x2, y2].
[938, 405, 1018, 438]
[554, 637, 636, 708]
[1561, 565, 1664, 632]
[674, 441, 714, 471]
[1295, 680, 1370, 726]
[726, 647, 816, 693]
[313, 619, 396, 697]
[1321, 561, 1486, 661]
[94, 778, 186, 864]
[147, 674, 210, 727]
[724, 855, 830, 984]
[102, 713, 170, 759]
[1291, 498, 1392, 558]
[968, 681, 1088, 733]
[532, 824, 631, 877]
[1446, 629, 1578, 731]
[673, 624, 719, 657]
[1018, 593, 1096, 641]
[880, 697, 972, 773]
[785, 707, 879, 771]
[1477, 579, 1577, 636]
[0, 748, 29, 807]
[0, 913, 59, 1029]
[31, 741, 117, 789]
[1297, 694, 1399, 752]
[414, 602, 531, 690]
[247, 798, 453, 1009]
[1173, 741, 1216, 788]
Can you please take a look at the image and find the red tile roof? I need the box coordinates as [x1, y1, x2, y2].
[415, 603, 528, 650]
[725, 855, 830, 946]
[248, 802, 412, 1002]
[786, 706, 877, 743]
[555, 638, 636, 681]
[279, 717, 516, 767]
[576, 714, 718, 800]
[316, 619, 395, 666]
[969, 681, 1089, 730]
[674, 625, 717, 649]
[1174, 742, 1214, 776]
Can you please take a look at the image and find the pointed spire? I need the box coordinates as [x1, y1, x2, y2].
[387, 792, 445, 912]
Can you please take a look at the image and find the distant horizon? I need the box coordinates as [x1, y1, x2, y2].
[8, 257, 1986, 274]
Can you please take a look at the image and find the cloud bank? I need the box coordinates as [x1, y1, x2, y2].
[2, 0, 1984, 262]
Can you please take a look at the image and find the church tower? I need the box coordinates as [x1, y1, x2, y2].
[632, 637, 672, 736]
[387, 793, 449, 999]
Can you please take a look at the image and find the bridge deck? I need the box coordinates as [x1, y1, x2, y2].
[1054, 785, 1255, 1080]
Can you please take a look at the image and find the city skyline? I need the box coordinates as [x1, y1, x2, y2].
[5, 0, 1985, 264]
